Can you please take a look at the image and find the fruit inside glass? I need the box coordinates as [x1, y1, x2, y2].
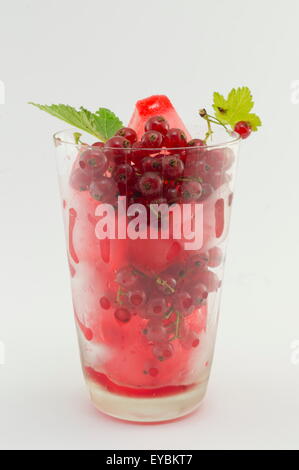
[54, 99, 240, 422]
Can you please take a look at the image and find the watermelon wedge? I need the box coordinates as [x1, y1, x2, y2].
[128, 95, 191, 140]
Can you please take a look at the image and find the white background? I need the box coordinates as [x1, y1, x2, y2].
[0, 0, 299, 450]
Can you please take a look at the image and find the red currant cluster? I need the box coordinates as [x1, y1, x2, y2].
[70, 115, 235, 213]
[100, 246, 222, 363]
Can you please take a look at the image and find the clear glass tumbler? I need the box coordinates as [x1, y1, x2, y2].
[54, 129, 240, 422]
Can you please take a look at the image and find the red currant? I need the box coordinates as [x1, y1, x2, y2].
[164, 128, 187, 148]
[104, 136, 131, 164]
[112, 163, 135, 185]
[188, 138, 205, 148]
[187, 252, 209, 270]
[174, 291, 193, 316]
[70, 168, 91, 191]
[127, 288, 147, 307]
[181, 330, 200, 350]
[204, 148, 235, 171]
[145, 116, 169, 136]
[234, 121, 252, 139]
[100, 296, 111, 310]
[155, 274, 177, 295]
[115, 127, 137, 144]
[190, 282, 208, 306]
[152, 342, 173, 361]
[180, 180, 202, 201]
[208, 246, 223, 267]
[114, 308, 131, 323]
[164, 186, 179, 203]
[198, 183, 213, 201]
[92, 141, 105, 148]
[143, 320, 168, 341]
[89, 177, 118, 203]
[204, 169, 229, 189]
[162, 155, 184, 179]
[145, 297, 168, 318]
[140, 155, 162, 173]
[139, 172, 163, 197]
[116, 267, 138, 289]
[141, 130, 163, 149]
[196, 269, 219, 292]
[131, 141, 150, 166]
[79, 149, 108, 177]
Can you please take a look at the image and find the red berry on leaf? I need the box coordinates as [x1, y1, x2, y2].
[234, 121, 252, 139]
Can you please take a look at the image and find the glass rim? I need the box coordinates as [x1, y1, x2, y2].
[53, 127, 241, 151]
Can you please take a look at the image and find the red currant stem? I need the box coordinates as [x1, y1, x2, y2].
[132, 266, 149, 279]
[175, 311, 182, 338]
[156, 277, 176, 294]
[199, 109, 214, 143]
[163, 306, 174, 319]
[205, 114, 230, 132]
[169, 312, 182, 341]
[177, 176, 203, 184]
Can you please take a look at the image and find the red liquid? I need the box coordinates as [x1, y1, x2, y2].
[85, 367, 196, 398]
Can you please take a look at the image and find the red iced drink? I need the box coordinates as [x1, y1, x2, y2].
[54, 95, 240, 421]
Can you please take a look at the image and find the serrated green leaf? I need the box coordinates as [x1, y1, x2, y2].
[245, 113, 262, 131]
[94, 108, 123, 141]
[213, 92, 230, 123]
[225, 87, 254, 126]
[211, 86, 262, 133]
[29, 102, 123, 141]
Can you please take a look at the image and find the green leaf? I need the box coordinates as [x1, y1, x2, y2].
[29, 102, 123, 141]
[213, 92, 230, 123]
[225, 87, 254, 126]
[212, 86, 262, 132]
[94, 108, 123, 141]
[244, 113, 262, 131]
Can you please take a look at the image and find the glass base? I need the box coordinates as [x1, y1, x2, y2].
[86, 379, 208, 422]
